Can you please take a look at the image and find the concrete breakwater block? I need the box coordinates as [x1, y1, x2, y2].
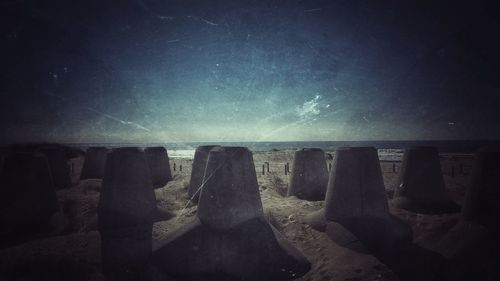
[461, 146, 500, 230]
[98, 147, 156, 281]
[324, 147, 390, 222]
[325, 216, 446, 281]
[434, 147, 500, 279]
[301, 147, 451, 281]
[38, 147, 72, 189]
[0, 153, 60, 245]
[188, 145, 220, 203]
[152, 147, 311, 281]
[197, 147, 264, 230]
[80, 147, 108, 180]
[152, 217, 310, 281]
[287, 148, 329, 201]
[393, 146, 460, 214]
[306, 147, 412, 251]
[145, 146, 172, 189]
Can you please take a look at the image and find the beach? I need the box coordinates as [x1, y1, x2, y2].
[0, 147, 476, 281]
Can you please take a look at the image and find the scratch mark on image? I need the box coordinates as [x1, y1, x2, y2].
[177, 163, 225, 221]
[187, 15, 218, 26]
[304, 8, 322, 13]
[86, 108, 151, 132]
[136, 0, 175, 21]
[46, 93, 151, 132]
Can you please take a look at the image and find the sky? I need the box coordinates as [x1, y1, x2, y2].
[1, 0, 500, 143]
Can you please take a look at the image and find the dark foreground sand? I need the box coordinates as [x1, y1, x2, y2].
[0, 150, 475, 281]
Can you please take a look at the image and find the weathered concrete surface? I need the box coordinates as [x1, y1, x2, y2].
[393, 146, 460, 214]
[98, 147, 156, 281]
[152, 146, 310, 281]
[197, 146, 264, 230]
[324, 147, 390, 222]
[80, 147, 108, 180]
[303, 147, 448, 281]
[188, 145, 220, 203]
[38, 147, 72, 189]
[461, 146, 500, 229]
[287, 148, 329, 201]
[0, 153, 60, 247]
[98, 147, 156, 229]
[145, 146, 172, 189]
[432, 147, 500, 281]
[152, 217, 310, 281]
[306, 147, 411, 244]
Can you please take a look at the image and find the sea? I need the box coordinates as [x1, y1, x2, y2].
[66, 140, 500, 160]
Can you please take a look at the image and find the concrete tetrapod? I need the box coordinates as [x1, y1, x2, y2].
[287, 148, 329, 201]
[145, 146, 172, 189]
[305, 147, 411, 250]
[0, 153, 60, 246]
[304, 147, 446, 281]
[38, 147, 72, 189]
[435, 147, 500, 281]
[152, 146, 311, 281]
[461, 146, 500, 230]
[393, 146, 460, 214]
[80, 147, 108, 180]
[144, 147, 175, 221]
[98, 147, 157, 281]
[187, 145, 220, 203]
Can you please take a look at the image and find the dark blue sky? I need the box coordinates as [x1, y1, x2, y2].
[1, 0, 500, 143]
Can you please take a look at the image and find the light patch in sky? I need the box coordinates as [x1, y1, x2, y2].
[297, 95, 322, 120]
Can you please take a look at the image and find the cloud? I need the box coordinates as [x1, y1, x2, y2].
[297, 95, 321, 119]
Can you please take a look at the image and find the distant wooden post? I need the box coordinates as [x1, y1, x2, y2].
[265, 162, 270, 172]
[180, 165, 182, 172]
[393, 163, 396, 173]
[285, 164, 288, 175]
[173, 163, 176, 171]
[262, 164, 265, 175]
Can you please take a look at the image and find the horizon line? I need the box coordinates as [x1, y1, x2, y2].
[3, 138, 500, 146]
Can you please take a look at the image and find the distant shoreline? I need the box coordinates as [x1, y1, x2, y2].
[61, 140, 499, 154]
[1, 140, 497, 158]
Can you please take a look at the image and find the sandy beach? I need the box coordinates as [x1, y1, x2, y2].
[0, 148, 476, 281]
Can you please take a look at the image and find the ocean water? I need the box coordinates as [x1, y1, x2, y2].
[67, 140, 499, 160]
